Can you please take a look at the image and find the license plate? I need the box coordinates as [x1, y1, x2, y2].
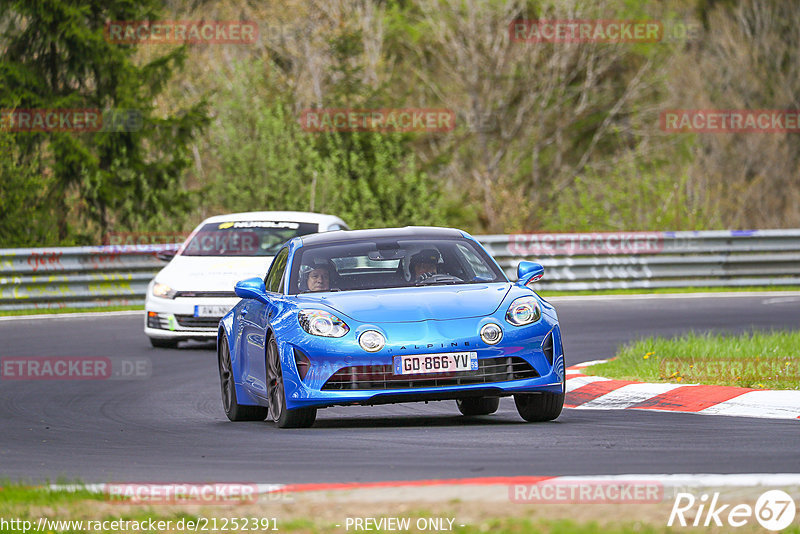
[194, 304, 232, 318]
[393, 352, 478, 375]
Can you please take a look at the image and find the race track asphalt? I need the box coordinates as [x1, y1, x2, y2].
[0, 293, 798, 483]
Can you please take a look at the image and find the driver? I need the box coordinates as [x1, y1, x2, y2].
[409, 249, 440, 282]
[299, 261, 335, 292]
[306, 266, 330, 292]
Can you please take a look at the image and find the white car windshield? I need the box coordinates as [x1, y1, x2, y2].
[290, 238, 505, 294]
[181, 221, 319, 257]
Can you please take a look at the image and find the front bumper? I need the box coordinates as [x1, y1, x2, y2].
[278, 319, 566, 410]
[286, 373, 565, 409]
[145, 296, 239, 340]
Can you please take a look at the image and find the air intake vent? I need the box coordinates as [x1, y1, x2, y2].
[542, 332, 554, 365]
[322, 356, 538, 390]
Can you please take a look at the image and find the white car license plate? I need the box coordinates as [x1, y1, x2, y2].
[393, 352, 478, 375]
[194, 304, 232, 318]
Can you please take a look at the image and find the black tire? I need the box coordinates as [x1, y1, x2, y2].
[514, 379, 565, 422]
[266, 336, 316, 428]
[218, 334, 268, 422]
[150, 337, 179, 349]
[456, 396, 500, 416]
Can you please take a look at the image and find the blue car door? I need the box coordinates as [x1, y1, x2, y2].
[241, 248, 288, 400]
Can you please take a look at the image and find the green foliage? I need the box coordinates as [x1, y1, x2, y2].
[0, 0, 207, 245]
[0, 132, 60, 247]
[1, 0, 798, 246]
[204, 59, 444, 229]
[547, 154, 713, 231]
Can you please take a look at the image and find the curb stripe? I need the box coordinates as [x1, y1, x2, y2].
[700, 390, 800, 419]
[565, 375, 609, 393]
[565, 362, 800, 419]
[275, 476, 557, 494]
[46, 474, 800, 498]
[629, 385, 756, 412]
[578, 383, 683, 410]
[565, 380, 639, 407]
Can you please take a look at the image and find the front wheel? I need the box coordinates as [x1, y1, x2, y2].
[218, 335, 267, 422]
[266, 337, 316, 428]
[514, 378, 565, 422]
[456, 396, 500, 416]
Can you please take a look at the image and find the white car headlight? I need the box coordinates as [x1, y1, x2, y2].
[298, 310, 349, 337]
[505, 296, 541, 326]
[358, 330, 385, 352]
[152, 282, 177, 299]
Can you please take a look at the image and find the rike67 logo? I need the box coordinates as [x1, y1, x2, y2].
[668, 490, 797, 531]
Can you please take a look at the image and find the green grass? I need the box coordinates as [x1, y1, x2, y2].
[2, 483, 799, 534]
[586, 330, 800, 389]
[0, 305, 143, 317]
[538, 285, 800, 297]
[0, 481, 105, 506]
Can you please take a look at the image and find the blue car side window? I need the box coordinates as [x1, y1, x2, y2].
[265, 248, 289, 294]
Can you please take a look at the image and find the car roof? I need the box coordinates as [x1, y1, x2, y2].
[298, 226, 466, 246]
[198, 211, 345, 226]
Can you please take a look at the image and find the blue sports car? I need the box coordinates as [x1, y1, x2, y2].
[217, 227, 565, 428]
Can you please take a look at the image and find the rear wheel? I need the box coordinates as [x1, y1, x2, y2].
[150, 337, 179, 349]
[456, 396, 500, 416]
[218, 335, 267, 421]
[514, 378, 565, 422]
[266, 337, 316, 428]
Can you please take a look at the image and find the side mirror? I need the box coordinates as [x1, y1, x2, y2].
[235, 277, 270, 302]
[156, 249, 177, 262]
[515, 261, 544, 287]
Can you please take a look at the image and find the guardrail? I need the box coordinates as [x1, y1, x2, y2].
[0, 245, 174, 311]
[1, 230, 799, 310]
[481, 229, 800, 291]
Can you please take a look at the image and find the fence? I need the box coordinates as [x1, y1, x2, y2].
[1, 230, 799, 310]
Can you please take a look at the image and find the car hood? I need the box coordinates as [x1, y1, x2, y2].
[299, 283, 512, 323]
[155, 255, 273, 293]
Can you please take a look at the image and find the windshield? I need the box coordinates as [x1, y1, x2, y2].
[289, 238, 505, 294]
[181, 221, 319, 257]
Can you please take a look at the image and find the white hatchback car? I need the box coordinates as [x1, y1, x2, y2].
[144, 211, 348, 348]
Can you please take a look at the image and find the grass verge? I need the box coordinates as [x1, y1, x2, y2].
[0, 305, 143, 317]
[2, 483, 799, 533]
[585, 330, 800, 389]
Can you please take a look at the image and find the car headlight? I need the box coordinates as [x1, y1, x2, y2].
[359, 330, 385, 352]
[480, 323, 503, 345]
[505, 296, 541, 326]
[152, 282, 177, 299]
[298, 310, 349, 337]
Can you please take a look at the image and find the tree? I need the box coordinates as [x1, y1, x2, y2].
[0, 0, 207, 244]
